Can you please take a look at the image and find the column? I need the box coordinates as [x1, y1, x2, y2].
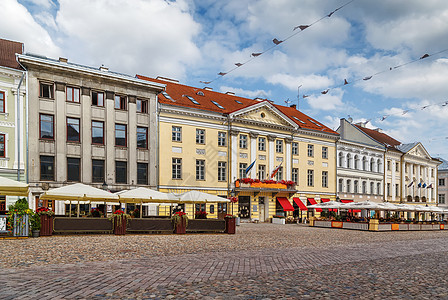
[267, 135, 275, 177]
[285, 138, 292, 181]
[105, 91, 115, 186]
[128, 96, 137, 185]
[230, 130, 239, 184]
[402, 161, 406, 200]
[391, 160, 396, 202]
[81, 87, 92, 183]
[55, 82, 67, 183]
[249, 132, 258, 178]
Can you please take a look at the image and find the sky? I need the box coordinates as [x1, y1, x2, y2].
[1, 0, 448, 159]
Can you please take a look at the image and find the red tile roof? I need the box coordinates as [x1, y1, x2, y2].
[0, 38, 23, 70]
[136, 75, 338, 135]
[354, 124, 401, 147]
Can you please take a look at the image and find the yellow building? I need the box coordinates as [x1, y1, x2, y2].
[138, 75, 339, 222]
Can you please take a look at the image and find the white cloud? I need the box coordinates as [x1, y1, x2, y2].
[218, 85, 270, 99]
[306, 88, 345, 111]
[267, 73, 333, 91]
[0, 0, 60, 56]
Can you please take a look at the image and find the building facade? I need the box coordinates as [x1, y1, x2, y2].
[437, 157, 448, 210]
[138, 75, 338, 222]
[0, 38, 26, 212]
[18, 54, 164, 214]
[336, 118, 385, 203]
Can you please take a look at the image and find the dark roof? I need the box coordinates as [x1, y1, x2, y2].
[0, 38, 23, 69]
[136, 75, 337, 134]
[354, 125, 401, 147]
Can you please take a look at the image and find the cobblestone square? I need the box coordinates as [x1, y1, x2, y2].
[1, 223, 447, 299]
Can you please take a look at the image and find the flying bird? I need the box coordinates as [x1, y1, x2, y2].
[344, 79, 349, 85]
[251, 52, 262, 57]
[321, 89, 329, 94]
[273, 38, 283, 45]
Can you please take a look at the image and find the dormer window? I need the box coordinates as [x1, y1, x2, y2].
[196, 91, 205, 96]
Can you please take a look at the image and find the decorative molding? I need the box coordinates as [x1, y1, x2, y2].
[82, 87, 90, 96]
[196, 149, 205, 155]
[55, 82, 66, 92]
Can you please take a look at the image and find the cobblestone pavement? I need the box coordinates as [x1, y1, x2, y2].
[1, 224, 448, 299]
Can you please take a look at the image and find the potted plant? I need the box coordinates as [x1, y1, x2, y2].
[109, 210, 130, 235]
[272, 215, 286, 225]
[89, 208, 103, 218]
[7, 198, 33, 237]
[36, 207, 55, 236]
[195, 210, 208, 219]
[172, 211, 188, 234]
[224, 214, 236, 234]
[30, 213, 41, 237]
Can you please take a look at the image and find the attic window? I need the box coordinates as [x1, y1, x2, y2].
[293, 116, 306, 124]
[308, 119, 322, 127]
[196, 91, 205, 96]
[235, 100, 243, 104]
[185, 95, 200, 105]
[161, 91, 175, 102]
[211, 100, 224, 109]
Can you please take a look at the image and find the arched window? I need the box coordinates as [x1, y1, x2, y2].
[346, 154, 352, 169]
[354, 180, 359, 193]
[370, 158, 375, 172]
[363, 157, 368, 171]
[377, 183, 381, 195]
[377, 159, 382, 173]
[338, 152, 344, 167]
[346, 180, 351, 193]
[354, 155, 359, 169]
[338, 179, 344, 192]
[362, 181, 367, 194]
[370, 182, 374, 195]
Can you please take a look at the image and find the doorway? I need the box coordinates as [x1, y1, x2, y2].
[238, 196, 250, 219]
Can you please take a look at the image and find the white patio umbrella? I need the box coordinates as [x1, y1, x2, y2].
[378, 202, 401, 211]
[115, 187, 176, 203]
[343, 201, 384, 210]
[309, 201, 344, 209]
[176, 190, 230, 203]
[40, 183, 119, 202]
[0, 176, 29, 196]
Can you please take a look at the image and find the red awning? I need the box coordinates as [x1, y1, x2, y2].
[307, 198, 322, 212]
[277, 197, 294, 211]
[321, 198, 330, 203]
[293, 198, 307, 210]
[341, 199, 354, 203]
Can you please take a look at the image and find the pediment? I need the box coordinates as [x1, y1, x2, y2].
[230, 102, 297, 128]
[407, 143, 431, 159]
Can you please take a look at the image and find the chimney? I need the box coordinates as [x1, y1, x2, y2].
[204, 87, 213, 91]
[355, 122, 365, 128]
[99, 65, 108, 72]
[254, 97, 264, 102]
[290, 104, 297, 109]
[59, 57, 68, 63]
[374, 128, 383, 133]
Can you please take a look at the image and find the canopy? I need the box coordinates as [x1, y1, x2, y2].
[175, 190, 230, 203]
[40, 183, 119, 202]
[308, 198, 322, 212]
[115, 187, 176, 203]
[0, 176, 29, 196]
[293, 197, 307, 210]
[277, 197, 294, 211]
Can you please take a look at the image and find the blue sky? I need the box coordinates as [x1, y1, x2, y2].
[2, 0, 448, 159]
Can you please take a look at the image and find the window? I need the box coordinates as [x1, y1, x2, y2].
[196, 160, 205, 180]
[275, 167, 283, 181]
[292, 142, 298, 155]
[354, 180, 358, 193]
[307, 170, 314, 186]
[387, 160, 391, 171]
[370, 182, 374, 195]
[239, 135, 247, 149]
[40, 114, 54, 140]
[92, 91, 104, 106]
[439, 179, 446, 186]
[439, 194, 446, 204]
[347, 154, 352, 168]
[92, 121, 104, 145]
[172, 158, 182, 179]
[363, 157, 368, 171]
[395, 184, 399, 197]
[211, 100, 224, 109]
[292, 168, 298, 184]
[195, 203, 206, 212]
[172, 126, 182, 142]
[137, 163, 148, 185]
[115, 124, 127, 147]
[39, 82, 54, 99]
[395, 162, 400, 172]
[239, 163, 247, 179]
[137, 127, 148, 149]
[0, 91, 5, 113]
[66, 86, 80, 103]
[362, 181, 367, 194]
[338, 152, 344, 167]
[67, 117, 80, 142]
[196, 129, 205, 144]
[354, 155, 359, 169]
[377, 159, 382, 172]
[387, 183, 390, 196]
[40, 156, 54, 181]
[92, 159, 105, 183]
[115, 161, 127, 184]
[258, 137, 266, 151]
[370, 158, 375, 172]
[0, 134, 5, 158]
[218, 132, 226, 147]
[322, 171, 328, 188]
[67, 157, 80, 182]
[136, 99, 148, 113]
[258, 165, 266, 180]
[338, 179, 343, 192]
[114, 95, 127, 110]
[186, 95, 200, 105]
[218, 161, 227, 181]
[347, 180, 351, 193]
[322, 147, 328, 159]
[307, 144, 314, 157]
[377, 183, 381, 195]
[275, 140, 283, 153]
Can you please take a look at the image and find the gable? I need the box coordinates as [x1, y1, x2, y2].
[338, 119, 384, 149]
[231, 102, 297, 128]
[406, 143, 431, 160]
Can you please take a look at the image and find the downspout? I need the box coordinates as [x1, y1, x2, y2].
[16, 55, 26, 182]
[155, 90, 162, 190]
[226, 114, 231, 196]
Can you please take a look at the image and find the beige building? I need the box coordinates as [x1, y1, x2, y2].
[18, 54, 164, 214]
[138, 75, 339, 222]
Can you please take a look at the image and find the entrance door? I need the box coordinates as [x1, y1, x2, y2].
[259, 197, 265, 222]
[238, 196, 250, 219]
